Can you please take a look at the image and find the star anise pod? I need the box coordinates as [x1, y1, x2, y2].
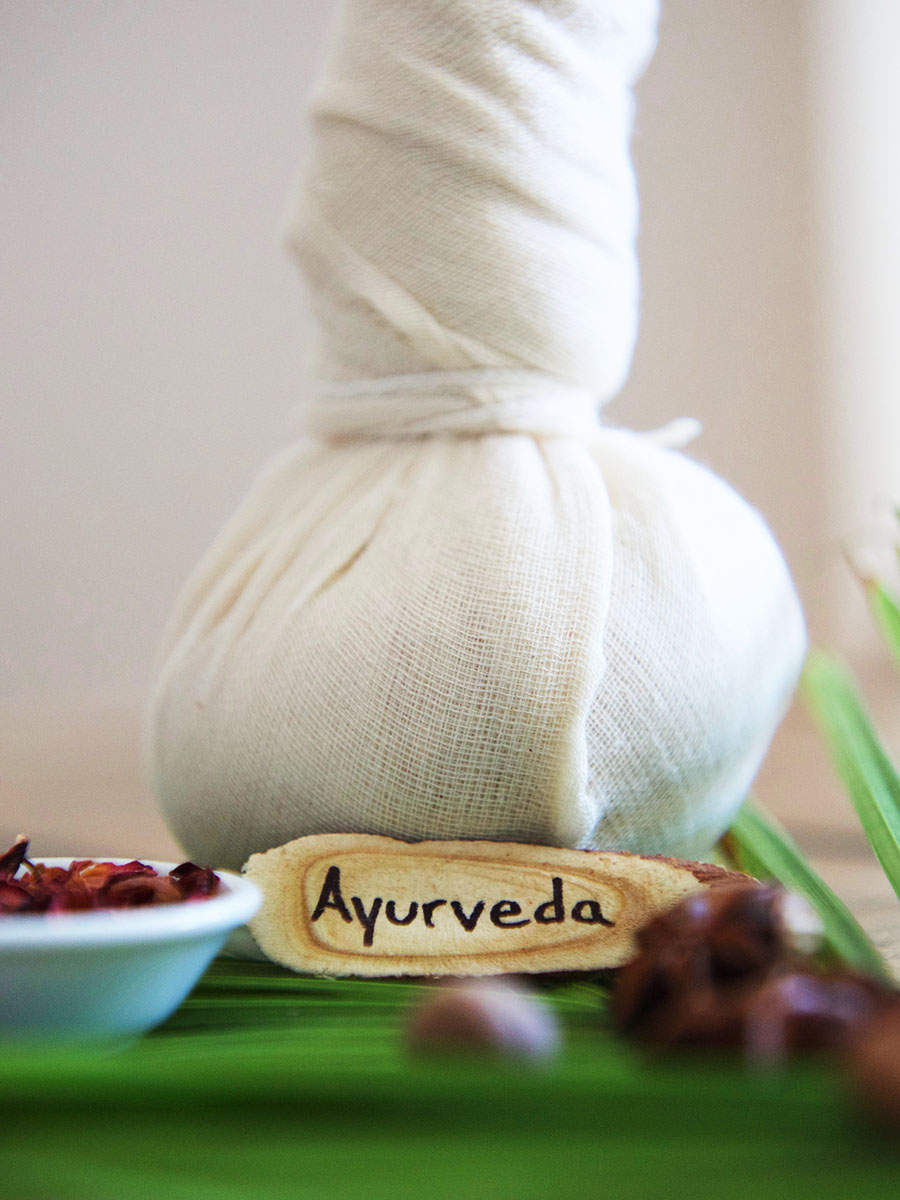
[611, 881, 898, 1065]
[611, 882, 794, 1040]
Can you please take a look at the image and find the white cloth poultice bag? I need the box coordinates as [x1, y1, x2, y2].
[148, 0, 806, 871]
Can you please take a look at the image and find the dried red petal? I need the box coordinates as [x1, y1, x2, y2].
[0, 879, 37, 913]
[51, 879, 102, 912]
[102, 874, 183, 907]
[169, 862, 220, 899]
[101, 860, 157, 877]
[31, 865, 71, 887]
[71, 862, 155, 896]
[0, 842, 221, 915]
[0, 837, 29, 881]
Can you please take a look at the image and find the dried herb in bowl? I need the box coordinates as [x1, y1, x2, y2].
[0, 837, 220, 914]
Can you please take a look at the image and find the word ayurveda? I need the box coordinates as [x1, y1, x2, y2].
[244, 833, 743, 977]
[311, 865, 614, 947]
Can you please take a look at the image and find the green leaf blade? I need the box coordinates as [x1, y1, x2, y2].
[867, 581, 900, 672]
[803, 650, 900, 904]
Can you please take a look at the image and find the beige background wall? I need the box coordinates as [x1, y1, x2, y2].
[2, 2, 898, 868]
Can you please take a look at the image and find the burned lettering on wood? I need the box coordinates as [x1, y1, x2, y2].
[310, 864, 353, 924]
[247, 833, 749, 978]
[489, 899, 530, 928]
[385, 899, 418, 925]
[309, 867, 616, 946]
[450, 899, 485, 932]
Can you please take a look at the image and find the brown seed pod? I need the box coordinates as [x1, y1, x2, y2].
[610, 880, 894, 1063]
[742, 969, 892, 1067]
[611, 882, 796, 1042]
[405, 976, 560, 1062]
[844, 1003, 900, 1130]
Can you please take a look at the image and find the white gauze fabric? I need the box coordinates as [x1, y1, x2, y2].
[148, 0, 806, 872]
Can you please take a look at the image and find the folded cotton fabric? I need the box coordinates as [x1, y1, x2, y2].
[148, 0, 806, 870]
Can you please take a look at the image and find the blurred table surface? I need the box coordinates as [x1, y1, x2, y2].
[3, 690, 899, 976]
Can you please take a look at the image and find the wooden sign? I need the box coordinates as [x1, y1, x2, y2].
[244, 834, 748, 977]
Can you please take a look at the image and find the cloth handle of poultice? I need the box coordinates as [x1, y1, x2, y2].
[286, 0, 661, 441]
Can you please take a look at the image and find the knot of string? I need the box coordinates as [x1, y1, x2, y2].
[299, 369, 702, 449]
[300, 369, 604, 439]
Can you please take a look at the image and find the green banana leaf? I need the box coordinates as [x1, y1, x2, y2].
[9, 635, 900, 1198]
[3, 958, 898, 1200]
[804, 651, 900, 902]
[867, 580, 900, 672]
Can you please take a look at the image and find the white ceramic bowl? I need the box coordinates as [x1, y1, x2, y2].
[0, 858, 261, 1042]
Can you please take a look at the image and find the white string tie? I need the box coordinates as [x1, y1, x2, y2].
[301, 369, 604, 439]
